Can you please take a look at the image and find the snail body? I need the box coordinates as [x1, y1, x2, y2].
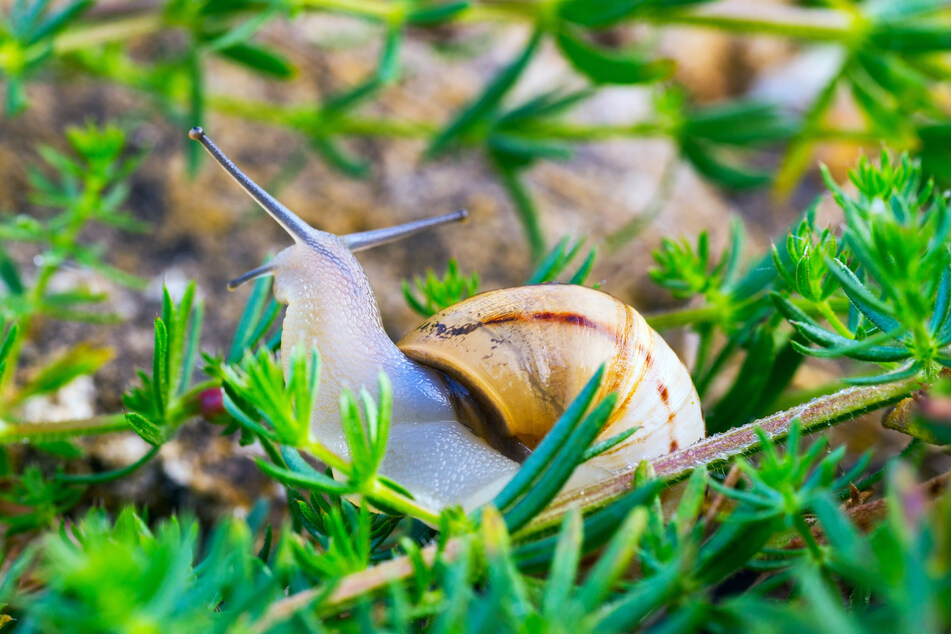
[190, 128, 704, 513]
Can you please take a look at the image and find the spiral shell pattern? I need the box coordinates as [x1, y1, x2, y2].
[398, 284, 704, 471]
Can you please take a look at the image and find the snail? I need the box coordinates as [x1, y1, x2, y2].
[189, 127, 704, 512]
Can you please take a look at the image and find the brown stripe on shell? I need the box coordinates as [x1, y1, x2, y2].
[657, 379, 676, 451]
[603, 304, 635, 403]
[626, 317, 656, 400]
[482, 310, 615, 336]
[601, 308, 657, 442]
[421, 310, 616, 341]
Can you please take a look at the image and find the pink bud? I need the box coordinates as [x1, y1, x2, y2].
[199, 387, 226, 422]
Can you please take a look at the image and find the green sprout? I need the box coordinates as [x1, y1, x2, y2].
[772, 212, 843, 321]
[403, 237, 597, 318]
[402, 259, 480, 318]
[0, 124, 148, 446]
[12, 508, 295, 632]
[123, 283, 206, 446]
[775, 153, 951, 383]
[0, 0, 92, 114]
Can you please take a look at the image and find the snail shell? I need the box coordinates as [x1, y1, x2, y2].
[399, 284, 704, 471]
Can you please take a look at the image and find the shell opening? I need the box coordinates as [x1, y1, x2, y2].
[443, 375, 531, 463]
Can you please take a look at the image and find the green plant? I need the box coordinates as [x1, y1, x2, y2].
[0, 122, 145, 409]
[403, 259, 479, 318]
[5, 412, 947, 632]
[0, 125, 144, 419]
[0, 123, 149, 535]
[2, 3, 951, 627]
[774, 153, 951, 384]
[3, 0, 948, 258]
[9, 507, 304, 632]
[0, 0, 93, 114]
[3, 140, 946, 630]
[403, 236, 596, 317]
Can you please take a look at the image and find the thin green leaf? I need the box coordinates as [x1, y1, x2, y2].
[218, 42, 295, 79]
[407, 1, 470, 24]
[541, 509, 582, 617]
[229, 273, 273, 363]
[0, 323, 19, 381]
[493, 364, 606, 511]
[844, 361, 922, 385]
[556, 27, 674, 85]
[0, 250, 25, 295]
[492, 154, 545, 262]
[789, 327, 909, 362]
[152, 318, 168, 418]
[682, 140, 771, 189]
[28, 0, 92, 44]
[255, 457, 352, 495]
[575, 506, 647, 610]
[929, 265, 951, 335]
[426, 29, 542, 158]
[558, 0, 651, 27]
[502, 393, 617, 531]
[17, 344, 113, 401]
[581, 426, 637, 462]
[125, 412, 164, 447]
[56, 445, 160, 484]
[828, 258, 902, 333]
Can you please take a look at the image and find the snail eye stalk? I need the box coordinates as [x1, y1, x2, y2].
[189, 126, 317, 245]
[343, 209, 469, 252]
[227, 262, 277, 290]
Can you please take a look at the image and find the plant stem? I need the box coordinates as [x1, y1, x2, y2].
[302, 441, 350, 473]
[253, 536, 468, 632]
[368, 480, 441, 526]
[816, 299, 853, 338]
[646, 305, 721, 331]
[774, 62, 849, 197]
[57, 0, 859, 43]
[645, 296, 852, 331]
[54, 13, 164, 53]
[531, 375, 919, 530]
[606, 153, 679, 250]
[0, 413, 129, 443]
[210, 95, 670, 142]
[250, 0, 858, 41]
[55, 445, 161, 484]
[643, 1, 856, 41]
[295, 0, 398, 21]
[492, 158, 546, 263]
[265, 376, 919, 619]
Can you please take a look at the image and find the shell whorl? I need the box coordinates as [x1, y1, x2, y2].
[398, 284, 705, 471]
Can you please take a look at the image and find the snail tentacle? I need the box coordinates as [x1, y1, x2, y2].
[227, 262, 276, 290]
[190, 127, 318, 246]
[344, 209, 469, 252]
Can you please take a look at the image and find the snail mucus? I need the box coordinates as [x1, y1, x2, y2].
[189, 127, 705, 513]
